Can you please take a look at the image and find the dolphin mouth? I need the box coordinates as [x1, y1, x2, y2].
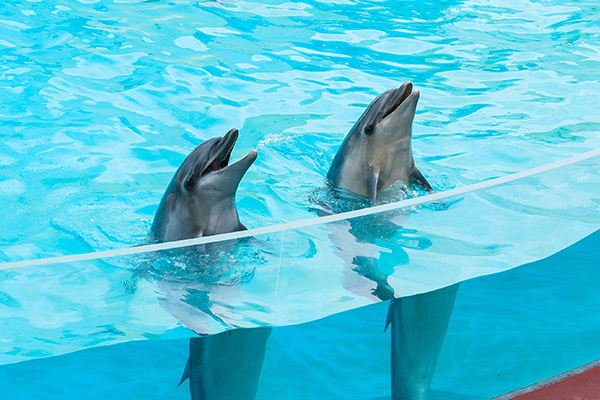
[204, 128, 238, 175]
[203, 128, 257, 176]
[381, 82, 414, 120]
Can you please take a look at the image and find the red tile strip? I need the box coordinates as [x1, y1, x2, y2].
[491, 359, 600, 400]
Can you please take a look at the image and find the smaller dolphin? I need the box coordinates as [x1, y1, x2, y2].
[151, 128, 270, 400]
[327, 81, 431, 204]
[326, 82, 457, 400]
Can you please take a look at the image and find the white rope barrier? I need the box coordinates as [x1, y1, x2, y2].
[1, 147, 599, 271]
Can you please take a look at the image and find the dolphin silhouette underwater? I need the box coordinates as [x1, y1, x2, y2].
[326, 82, 459, 400]
[151, 128, 271, 400]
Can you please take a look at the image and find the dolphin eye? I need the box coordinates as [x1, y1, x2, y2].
[364, 124, 374, 135]
[184, 176, 196, 191]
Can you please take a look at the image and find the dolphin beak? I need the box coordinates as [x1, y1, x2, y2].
[209, 129, 257, 190]
[381, 82, 414, 120]
[228, 149, 258, 172]
[198, 128, 257, 193]
[204, 128, 239, 175]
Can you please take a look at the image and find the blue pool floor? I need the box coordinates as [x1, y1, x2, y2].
[1, 229, 599, 399]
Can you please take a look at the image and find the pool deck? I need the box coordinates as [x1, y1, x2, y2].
[491, 359, 600, 400]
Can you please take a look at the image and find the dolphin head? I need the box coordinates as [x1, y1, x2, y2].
[327, 82, 431, 204]
[151, 128, 257, 242]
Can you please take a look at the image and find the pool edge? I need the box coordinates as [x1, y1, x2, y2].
[490, 358, 600, 400]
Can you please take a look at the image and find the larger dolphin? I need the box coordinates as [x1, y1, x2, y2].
[152, 128, 271, 400]
[326, 82, 459, 400]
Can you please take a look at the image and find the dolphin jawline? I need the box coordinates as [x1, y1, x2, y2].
[203, 128, 256, 177]
[379, 82, 415, 122]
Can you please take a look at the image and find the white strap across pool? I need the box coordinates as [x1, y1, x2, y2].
[2, 147, 600, 271]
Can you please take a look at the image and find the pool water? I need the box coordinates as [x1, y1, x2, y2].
[2, 229, 599, 399]
[1, 0, 600, 398]
[2, 0, 600, 258]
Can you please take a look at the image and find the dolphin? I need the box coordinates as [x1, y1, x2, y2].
[151, 128, 271, 400]
[327, 81, 432, 204]
[325, 82, 458, 400]
[152, 128, 257, 241]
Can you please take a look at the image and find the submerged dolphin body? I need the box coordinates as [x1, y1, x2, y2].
[326, 83, 458, 400]
[385, 284, 459, 400]
[151, 128, 271, 400]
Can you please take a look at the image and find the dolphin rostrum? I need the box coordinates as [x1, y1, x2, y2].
[151, 128, 271, 400]
[326, 82, 458, 400]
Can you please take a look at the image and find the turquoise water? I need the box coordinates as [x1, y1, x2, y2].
[2, 230, 600, 399]
[1, 0, 600, 398]
[2, 0, 600, 258]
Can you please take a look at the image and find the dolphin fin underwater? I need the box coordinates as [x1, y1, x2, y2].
[151, 128, 271, 400]
[326, 82, 459, 400]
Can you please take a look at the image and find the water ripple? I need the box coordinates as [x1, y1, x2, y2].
[0, 0, 599, 300]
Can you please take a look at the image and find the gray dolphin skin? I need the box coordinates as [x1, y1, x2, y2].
[151, 128, 270, 400]
[327, 81, 432, 204]
[326, 82, 458, 400]
[152, 128, 257, 242]
[385, 284, 459, 400]
[178, 327, 271, 400]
